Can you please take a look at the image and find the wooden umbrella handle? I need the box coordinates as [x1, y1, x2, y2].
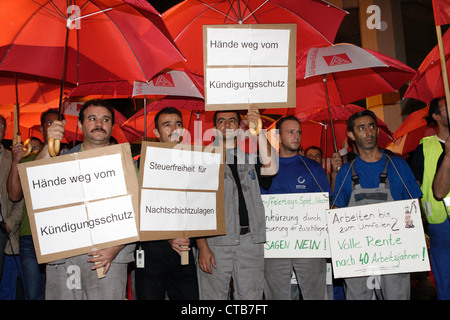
[21, 138, 32, 158]
[48, 137, 60, 157]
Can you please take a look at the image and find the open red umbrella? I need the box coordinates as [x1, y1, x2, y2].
[162, 0, 347, 76]
[385, 106, 438, 157]
[0, 0, 185, 154]
[0, 0, 184, 85]
[296, 43, 416, 151]
[66, 70, 204, 100]
[403, 29, 450, 105]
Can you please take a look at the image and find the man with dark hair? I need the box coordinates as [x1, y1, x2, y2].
[7, 108, 65, 300]
[196, 106, 278, 300]
[9, 99, 133, 299]
[134, 106, 199, 300]
[333, 109, 422, 300]
[261, 115, 331, 300]
[410, 96, 450, 299]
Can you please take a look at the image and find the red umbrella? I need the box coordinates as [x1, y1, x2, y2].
[385, 106, 438, 157]
[66, 70, 204, 100]
[0, 71, 75, 148]
[161, 0, 347, 76]
[0, 71, 73, 105]
[403, 29, 450, 105]
[0, 0, 184, 154]
[296, 43, 416, 151]
[297, 104, 394, 159]
[0, 0, 184, 85]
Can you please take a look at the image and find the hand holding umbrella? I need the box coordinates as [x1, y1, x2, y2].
[44, 120, 66, 158]
[247, 106, 263, 136]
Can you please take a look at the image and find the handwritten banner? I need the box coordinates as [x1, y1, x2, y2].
[262, 193, 330, 258]
[326, 199, 430, 278]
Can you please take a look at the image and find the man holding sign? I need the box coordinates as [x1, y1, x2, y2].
[260, 115, 332, 300]
[332, 110, 422, 300]
[135, 107, 199, 300]
[196, 106, 278, 300]
[40, 100, 135, 300]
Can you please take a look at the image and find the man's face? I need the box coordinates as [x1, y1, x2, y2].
[214, 112, 240, 140]
[435, 98, 448, 129]
[78, 105, 113, 145]
[40, 112, 59, 142]
[153, 113, 183, 143]
[0, 117, 5, 142]
[279, 119, 302, 153]
[348, 115, 379, 151]
[306, 148, 322, 164]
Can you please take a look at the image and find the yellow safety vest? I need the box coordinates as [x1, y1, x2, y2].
[421, 135, 450, 224]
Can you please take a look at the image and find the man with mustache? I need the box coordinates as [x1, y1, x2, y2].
[41, 99, 134, 299]
[332, 110, 421, 300]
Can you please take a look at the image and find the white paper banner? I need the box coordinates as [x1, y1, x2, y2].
[26, 154, 127, 210]
[142, 146, 221, 191]
[206, 27, 290, 66]
[326, 199, 430, 279]
[205, 67, 288, 105]
[262, 193, 331, 258]
[35, 195, 137, 255]
[140, 189, 217, 231]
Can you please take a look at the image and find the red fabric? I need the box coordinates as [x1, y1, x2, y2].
[296, 44, 416, 114]
[0, 0, 184, 84]
[433, 0, 450, 26]
[404, 29, 450, 104]
[162, 0, 346, 76]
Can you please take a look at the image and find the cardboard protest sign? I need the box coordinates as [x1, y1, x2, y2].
[203, 24, 296, 111]
[17, 143, 139, 264]
[326, 199, 430, 279]
[262, 193, 331, 258]
[139, 141, 225, 241]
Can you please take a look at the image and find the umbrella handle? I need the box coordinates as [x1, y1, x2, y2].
[21, 139, 32, 158]
[248, 118, 263, 136]
[48, 138, 60, 157]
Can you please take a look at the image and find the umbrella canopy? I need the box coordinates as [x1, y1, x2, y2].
[385, 106, 438, 156]
[0, 71, 74, 105]
[403, 29, 450, 104]
[161, 0, 347, 76]
[67, 70, 204, 99]
[0, 0, 185, 86]
[296, 43, 417, 113]
[297, 104, 394, 158]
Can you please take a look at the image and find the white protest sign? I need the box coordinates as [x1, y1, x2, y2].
[262, 193, 331, 258]
[142, 145, 221, 191]
[205, 67, 288, 105]
[140, 189, 217, 231]
[139, 142, 225, 241]
[326, 199, 430, 279]
[18, 144, 139, 263]
[36, 195, 137, 256]
[203, 24, 296, 111]
[206, 27, 291, 66]
[26, 153, 127, 210]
